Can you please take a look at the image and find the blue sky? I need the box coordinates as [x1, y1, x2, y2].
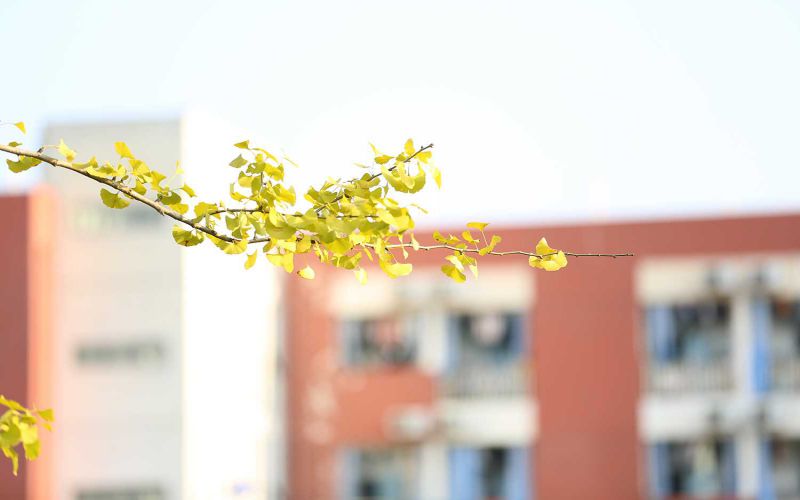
[2, 0, 800, 226]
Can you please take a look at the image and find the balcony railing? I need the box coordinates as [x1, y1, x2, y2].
[647, 361, 733, 393]
[441, 362, 528, 398]
[771, 358, 800, 391]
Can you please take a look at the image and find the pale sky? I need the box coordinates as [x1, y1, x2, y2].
[2, 0, 800, 226]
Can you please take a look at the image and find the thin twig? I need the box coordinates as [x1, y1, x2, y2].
[385, 243, 632, 259]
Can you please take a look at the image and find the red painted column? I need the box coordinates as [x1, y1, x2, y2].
[534, 247, 640, 500]
[0, 191, 55, 500]
[0, 195, 33, 499]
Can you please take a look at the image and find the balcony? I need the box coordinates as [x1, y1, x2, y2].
[648, 361, 733, 393]
[441, 362, 528, 398]
[771, 358, 800, 391]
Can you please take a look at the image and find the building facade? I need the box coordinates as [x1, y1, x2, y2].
[1, 114, 284, 500]
[285, 213, 800, 500]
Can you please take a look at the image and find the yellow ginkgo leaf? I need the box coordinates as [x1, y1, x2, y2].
[441, 263, 466, 283]
[244, 252, 258, 270]
[404, 138, 415, 156]
[529, 239, 568, 272]
[431, 165, 442, 188]
[298, 266, 315, 280]
[536, 237, 556, 256]
[99, 188, 130, 209]
[114, 141, 134, 159]
[58, 139, 76, 162]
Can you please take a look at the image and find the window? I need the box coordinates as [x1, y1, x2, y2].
[448, 313, 525, 368]
[443, 313, 526, 397]
[340, 315, 419, 368]
[645, 301, 733, 392]
[76, 340, 164, 366]
[770, 299, 800, 358]
[651, 301, 731, 364]
[70, 205, 163, 234]
[448, 447, 530, 500]
[341, 447, 418, 500]
[771, 439, 800, 498]
[760, 298, 800, 390]
[76, 486, 164, 500]
[649, 439, 736, 498]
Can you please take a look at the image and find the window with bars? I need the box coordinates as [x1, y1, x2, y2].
[339, 315, 420, 368]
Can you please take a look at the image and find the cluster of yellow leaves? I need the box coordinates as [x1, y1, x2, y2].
[3, 123, 569, 287]
[529, 238, 568, 271]
[0, 396, 53, 476]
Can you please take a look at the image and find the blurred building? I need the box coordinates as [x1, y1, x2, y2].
[285, 213, 800, 500]
[0, 114, 284, 500]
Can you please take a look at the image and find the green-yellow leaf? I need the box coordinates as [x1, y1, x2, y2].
[528, 238, 568, 271]
[431, 165, 442, 188]
[445, 254, 464, 271]
[36, 409, 54, 423]
[267, 252, 294, 273]
[467, 222, 489, 231]
[6, 157, 41, 173]
[355, 267, 367, 285]
[229, 155, 248, 168]
[19, 422, 37, 446]
[244, 252, 258, 270]
[23, 439, 40, 461]
[298, 265, 315, 280]
[4, 446, 19, 476]
[181, 183, 196, 197]
[114, 141, 134, 159]
[212, 236, 248, 255]
[404, 138, 415, 156]
[172, 226, 204, 247]
[13, 122, 25, 134]
[479, 234, 501, 256]
[441, 264, 466, 283]
[416, 151, 432, 164]
[0, 396, 24, 412]
[99, 188, 130, 209]
[379, 260, 412, 279]
[535, 237, 557, 256]
[194, 202, 218, 218]
[58, 139, 76, 162]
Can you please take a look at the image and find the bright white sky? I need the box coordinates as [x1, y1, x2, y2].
[2, 0, 800, 226]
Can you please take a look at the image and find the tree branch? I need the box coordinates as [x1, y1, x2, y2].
[0, 142, 633, 261]
[0, 144, 248, 243]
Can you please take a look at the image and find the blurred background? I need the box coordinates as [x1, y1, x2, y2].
[2, 1, 800, 499]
